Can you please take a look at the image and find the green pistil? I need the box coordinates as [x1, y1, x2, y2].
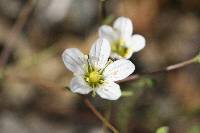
[111, 39, 130, 57]
[85, 70, 104, 88]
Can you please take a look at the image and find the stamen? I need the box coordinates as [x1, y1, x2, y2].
[86, 55, 93, 72]
[84, 55, 105, 89]
[99, 59, 113, 74]
[111, 39, 130, 57]
[84, 69, 104, 88]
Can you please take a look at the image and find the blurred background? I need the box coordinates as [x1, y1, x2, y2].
[0, 0, 200, 133]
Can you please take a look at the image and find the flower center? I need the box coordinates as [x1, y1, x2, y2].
[89, 71, 102, 83]
[111, 39, 130, 57]
[85, 70, 104, 88]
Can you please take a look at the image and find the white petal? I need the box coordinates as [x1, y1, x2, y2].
[89, 38, 111, 69]
[98, 25, 118, 42]
[96, 82, 121, 100]
[70, 76, 92, 94]
[62, 48, 86, 74]
[103, 59, 135, 81]
[113, 17, 133, 37]
[126, 34, 146, 52]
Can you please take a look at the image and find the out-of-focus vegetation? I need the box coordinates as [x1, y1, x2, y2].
[156, 126, 169, 133]
[0, 0, 199, 133]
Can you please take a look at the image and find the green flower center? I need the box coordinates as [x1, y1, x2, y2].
[111, 39, 131, 57]
[85, 70, 104, 88]
[83, 57, 113, 97]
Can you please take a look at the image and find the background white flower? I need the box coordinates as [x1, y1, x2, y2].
[62, 38, 135, 100]
[99, 16, 146, 59]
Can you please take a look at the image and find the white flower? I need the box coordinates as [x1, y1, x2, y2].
[99, 16, 146, 59]
[62, 38, 135, 100]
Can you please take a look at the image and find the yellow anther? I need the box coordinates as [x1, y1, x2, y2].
[111, 39, 130, 57]
[84, 70, 104, 88]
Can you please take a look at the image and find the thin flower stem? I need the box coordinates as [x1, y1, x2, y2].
[103, 102, 112, 133]
[117, 56, 197, 83]
[165, 58, 196, 71]
[83, 98, 119, 133]
[99, 0, 107, 23]
[0, 0, 35, 67]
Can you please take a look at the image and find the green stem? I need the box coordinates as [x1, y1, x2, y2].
[103, 102, 112, 133]
[99, 0, 107, 23]
[84, 98, 119, 133]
